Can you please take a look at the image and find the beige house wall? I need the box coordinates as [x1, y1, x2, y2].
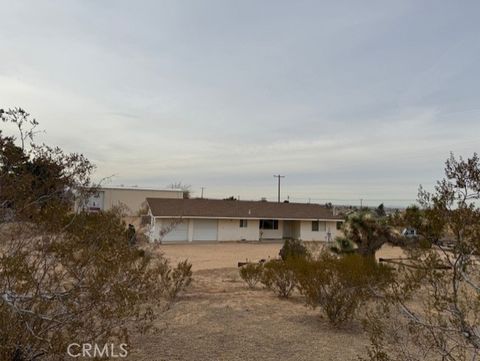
[149, 217, 343, 243]
[299, 220, 341, 241]
[217, 219, 260, 241]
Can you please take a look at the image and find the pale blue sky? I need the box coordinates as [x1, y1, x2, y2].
[1, 1, 479, 206]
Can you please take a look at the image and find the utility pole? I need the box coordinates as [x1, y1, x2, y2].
[360, 198, 363, 208]
[273, 175, 285, 203]
[201, 187, 205, 199]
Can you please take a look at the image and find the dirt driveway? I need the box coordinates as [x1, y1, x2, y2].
[151, 242, 283, 270]
[149, 242, 404, 270]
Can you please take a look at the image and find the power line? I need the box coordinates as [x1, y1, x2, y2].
[288, 197, 417, 202]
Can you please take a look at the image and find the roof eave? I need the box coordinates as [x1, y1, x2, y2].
[152, 215, 344, 221]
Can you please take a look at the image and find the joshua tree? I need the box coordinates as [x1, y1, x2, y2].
[339, 211, 397, 258]
[375, 203, 386, 217]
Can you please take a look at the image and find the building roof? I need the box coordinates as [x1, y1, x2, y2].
[99, 186, 183, 193]
[146, 198, 344, 221]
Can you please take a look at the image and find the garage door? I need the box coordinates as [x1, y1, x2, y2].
[161, 220, 188, 242]
[193, 219, 218, 241]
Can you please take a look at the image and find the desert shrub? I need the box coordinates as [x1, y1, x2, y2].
[0, 109, 177, 360]
[239, 262, 264, 289]
[360, 154, 480, 361]
[261, 259, 297, 298]
[295, 252, 394, 326]
[158, 259, 193, 300]
[279, 239, 310, 261]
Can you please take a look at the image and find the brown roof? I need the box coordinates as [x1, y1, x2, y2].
[146, 198, 344, 220]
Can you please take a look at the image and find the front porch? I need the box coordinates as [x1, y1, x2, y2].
[258, 219, 301, 240]
[258, 219, 339, 242]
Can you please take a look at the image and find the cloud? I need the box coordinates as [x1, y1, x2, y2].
[1, 0, 479, 206]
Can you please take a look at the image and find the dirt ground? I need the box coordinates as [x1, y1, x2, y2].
[129, 243, 404, 361]
[148, 242, 404, 270]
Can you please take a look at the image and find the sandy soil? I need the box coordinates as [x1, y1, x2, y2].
[149, 242, 405, 270]
[129, 267, 368, 361]
[127, 243, 405, 360]
[152, 242, 285, 271]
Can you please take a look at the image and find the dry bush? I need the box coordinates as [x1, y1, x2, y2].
[158, 259, 193, 300]
[261, 259, 297, 298]
[360, 153, 480, 361]
[0, 210, 167, 360]
[0, 109, 193, 360]
[239, 263, 264, 289]
[279, 239, 310, 261]
[295, 252, 394, 326]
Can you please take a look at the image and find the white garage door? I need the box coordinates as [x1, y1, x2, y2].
[161, 220, 188, 242]
[193, 219, 218, 241]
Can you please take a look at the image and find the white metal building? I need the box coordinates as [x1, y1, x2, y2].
[83, 186, 184, 215]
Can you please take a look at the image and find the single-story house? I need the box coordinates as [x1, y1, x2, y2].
[81, 186, 184, 215]
[146, 198, 344, 243]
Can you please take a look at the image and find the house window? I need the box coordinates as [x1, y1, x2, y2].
[240, 219, 248, 228]
[336, 221, 343, 230]
[312, 221, 327, 232]
[259, 219, 278, 230]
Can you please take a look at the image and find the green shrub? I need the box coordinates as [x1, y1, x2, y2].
[158, 259, 193, 300]
[239, 263, 264, 289]
[261, 259, 297, 298]
[295, 252, 394, 326]
[279, 239, 309, 261]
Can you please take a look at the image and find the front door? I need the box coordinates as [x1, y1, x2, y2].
[283, 220, 294, 239]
